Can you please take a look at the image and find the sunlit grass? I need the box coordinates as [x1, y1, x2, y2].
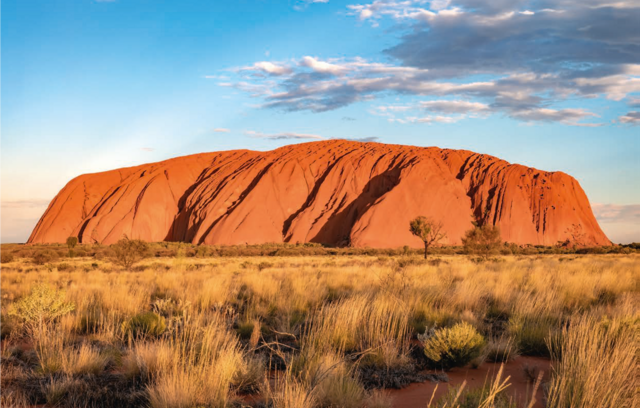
[0, 252, 638, 407]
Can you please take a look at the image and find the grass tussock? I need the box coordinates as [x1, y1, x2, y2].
[546, 314, 639, 408]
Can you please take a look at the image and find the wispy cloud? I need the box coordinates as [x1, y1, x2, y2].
[221, 55, 631, 126]
[342, 136, 380, 142]
[618, 111, 640, 124]
[592, 203, 640, 223]
[203, 74, 230, 80]
[1, 199, 51, 209]
[213, 128, 231, 133]
[373, 99, 490, 124]
[591, 202, 640, 244]
[140, 147, 155, 152]
[294, 0, 330, 11]
[244, 130, 325, 140]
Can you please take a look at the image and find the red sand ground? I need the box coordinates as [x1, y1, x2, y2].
[28, 140, 609, 247]
[389, 357, 552, 408]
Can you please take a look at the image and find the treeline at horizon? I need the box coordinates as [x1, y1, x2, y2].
[2, 240, 638, 266]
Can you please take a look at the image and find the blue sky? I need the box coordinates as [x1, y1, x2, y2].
[2, 0, 639, 243]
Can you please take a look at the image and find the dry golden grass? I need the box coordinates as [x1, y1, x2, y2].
[546, 313, 638, 408]
[1, 252, 638, 408]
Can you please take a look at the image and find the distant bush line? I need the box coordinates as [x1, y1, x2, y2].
[1, 240, 637, 264]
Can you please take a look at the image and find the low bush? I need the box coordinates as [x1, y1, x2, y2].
[236, 320, 256, 340]
[1, 252, 14, 263]
[421, 322, 486, 370]
[8, 284, 75, 337]
[33, 250, 59, 265]
[462, 224, 502, 258]
[110, 237, 149, 269]
[122, 312, 166, 339]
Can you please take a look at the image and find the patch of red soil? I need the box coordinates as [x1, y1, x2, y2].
[388, 357, 551, 408]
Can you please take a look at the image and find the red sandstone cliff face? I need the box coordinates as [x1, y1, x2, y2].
[28, 140, 610, 247]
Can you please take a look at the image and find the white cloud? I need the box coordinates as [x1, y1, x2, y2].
[241, 61, 293, 76]
[574, 72, 640, 101]
[408, 115, 465, 124]
[300, 56, 348, 75]
[244, 130, 325, 140]
[219, 0, 638, 126]
[224, 56, 613, 125]
[213, 128, 230, 133]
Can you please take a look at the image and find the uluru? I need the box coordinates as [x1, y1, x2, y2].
[27, 140, 610, 247]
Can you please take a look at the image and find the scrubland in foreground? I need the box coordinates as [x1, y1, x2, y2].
[1, 252, 638, 408]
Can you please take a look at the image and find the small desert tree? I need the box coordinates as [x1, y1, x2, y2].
[111, 236, 149, 270]
[66, 236, 78, 257]
[8, 283, 75, 338]
[409, 216, 447, 260]
[462, 222, 502, 259]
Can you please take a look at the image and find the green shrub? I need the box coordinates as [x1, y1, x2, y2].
[462, 223, 502, 258]
[1, 252, 14, 263]
[33, 250, 59, 265]
[8, 284, 75, 337]
[236, 320, 255, 340]
[110, 237, 149, 269]
[122, 312, 166, 338]
[66, 236, 78, 258]
[422, 322, 486, 370]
